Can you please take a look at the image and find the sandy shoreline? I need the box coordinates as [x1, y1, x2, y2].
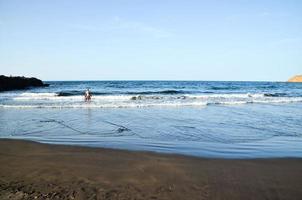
[0, 139, 302, 200]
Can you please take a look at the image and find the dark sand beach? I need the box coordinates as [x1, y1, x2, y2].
[0, 139, 302, 200]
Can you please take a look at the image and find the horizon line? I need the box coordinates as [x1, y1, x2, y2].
[43, 79, 289, 82]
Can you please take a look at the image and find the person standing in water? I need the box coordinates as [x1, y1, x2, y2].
[84, 89, 92, 101]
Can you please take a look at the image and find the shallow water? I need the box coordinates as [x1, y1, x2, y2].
[1, 81, 302, 108]
[0, 81, 302, 158]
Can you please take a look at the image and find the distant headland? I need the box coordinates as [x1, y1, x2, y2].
[288, 75, 302, 83]
[0, 75, 49, 92]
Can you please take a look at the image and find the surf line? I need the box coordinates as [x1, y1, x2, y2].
[40, 118, 139, 137]
[102, 120, 150, 139]
[12, 113, 144, 138]
[41, 119, 86, 134]
[102, 120, 131, 133]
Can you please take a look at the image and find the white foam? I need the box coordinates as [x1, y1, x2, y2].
[13, 95, 131, 101]
[20, 92, 57, 97]
[186, 93, 264, 99]
[2, 92, 302, 109]
[210, 101, 249, 105]
[252, 97, 302, 104]
[10, 93, 274, 102]
[2, 96, 302, 109]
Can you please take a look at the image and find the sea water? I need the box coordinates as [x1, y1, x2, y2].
[0, 81, 302, 158]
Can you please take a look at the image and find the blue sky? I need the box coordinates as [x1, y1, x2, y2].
[0, 0, 301, 81]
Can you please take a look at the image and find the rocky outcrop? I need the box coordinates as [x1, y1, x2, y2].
[0, 75, 49, 92]
[288, 75, 302, 83]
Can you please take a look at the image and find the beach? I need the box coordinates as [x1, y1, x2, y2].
[1, 81, 302, 199]
[2, 0, 302, 199]
[1, 139, 302, 200]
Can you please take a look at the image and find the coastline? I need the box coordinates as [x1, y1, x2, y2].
[1, 139, 302, 200]
[0, 75, 48, 92]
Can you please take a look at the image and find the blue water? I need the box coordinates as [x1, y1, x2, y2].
[0, 81, 302, 158]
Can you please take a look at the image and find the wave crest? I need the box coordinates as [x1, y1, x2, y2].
[2, 91, 301, 109]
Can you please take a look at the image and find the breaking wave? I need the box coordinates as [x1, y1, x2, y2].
[1, 91, 302, 108]
[56, 89, 187, 96]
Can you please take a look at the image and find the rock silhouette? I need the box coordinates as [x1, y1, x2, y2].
[0, 75, 49, 92]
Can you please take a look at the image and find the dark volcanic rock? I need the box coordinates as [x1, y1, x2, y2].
[0, 75, 49, 92]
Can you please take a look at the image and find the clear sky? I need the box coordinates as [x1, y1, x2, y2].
[0, 0, 301, 81]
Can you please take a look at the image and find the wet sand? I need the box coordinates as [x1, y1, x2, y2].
[0, 139, 302, 200]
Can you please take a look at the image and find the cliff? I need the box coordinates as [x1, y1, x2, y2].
[0, 75, 49, 92]
[288, 75, 302, 83]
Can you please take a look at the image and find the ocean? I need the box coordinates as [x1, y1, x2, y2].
[0, 81, 302, 158]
